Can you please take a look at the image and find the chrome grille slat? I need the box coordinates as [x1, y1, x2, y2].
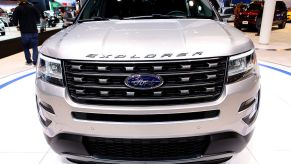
[66, 65, 226, 70]
[64, 69, 226, 78]
[67, 80, 224, 90]
[67, 75, 225, 85]
[70, 93, 221, 102]
[64, 58, 227, 105]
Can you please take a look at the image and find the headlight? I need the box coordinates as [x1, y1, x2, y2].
[228, 49, 257, 83]
[36, 54, 64, 86]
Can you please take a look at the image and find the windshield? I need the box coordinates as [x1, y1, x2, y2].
[79, 0, 217, 21]
[247, 3, 263, 11]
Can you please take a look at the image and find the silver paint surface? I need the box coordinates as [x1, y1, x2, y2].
[40, 19, 253, 61]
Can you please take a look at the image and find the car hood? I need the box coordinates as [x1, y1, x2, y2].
[41, 19, 253, 61]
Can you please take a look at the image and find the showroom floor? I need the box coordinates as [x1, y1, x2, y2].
[0, 61, 291, 164]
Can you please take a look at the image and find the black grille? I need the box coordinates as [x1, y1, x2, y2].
[83, 136, 210, 161]
[63, 58, 227, 105]
[72, 110, 220, 122]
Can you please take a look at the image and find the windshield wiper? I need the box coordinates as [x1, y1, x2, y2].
[78, 17, 109, 23]
[123, 14, 186, 20]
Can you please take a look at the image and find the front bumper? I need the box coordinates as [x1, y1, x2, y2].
[36, 73, 260, 139]
[45, 131, 253, 163]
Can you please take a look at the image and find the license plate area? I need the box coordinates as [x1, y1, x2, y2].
[242, 21, 248, 25]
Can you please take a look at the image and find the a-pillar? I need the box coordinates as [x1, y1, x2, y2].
[259, 0, 276, 45]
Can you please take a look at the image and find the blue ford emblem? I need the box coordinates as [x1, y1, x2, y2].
[125, 74, 164, 90]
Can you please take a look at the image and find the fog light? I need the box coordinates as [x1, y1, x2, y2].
[39, 102, 55, 114]
[239, 97, 256, 112]
[36, 98, 52, 127]
[243, 92, 260, 125]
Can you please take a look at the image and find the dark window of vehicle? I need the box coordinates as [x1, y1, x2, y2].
[79, 0, 217, 21]
[247, 3, 263, 11]
[276, 1, 286, 10]
[223, 8, 234, 15]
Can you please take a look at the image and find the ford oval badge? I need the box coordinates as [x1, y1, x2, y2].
[125, 74, 164, 90]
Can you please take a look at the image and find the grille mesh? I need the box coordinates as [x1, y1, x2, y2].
[83, 136, 210, 161]
[63, 58, 227, 105]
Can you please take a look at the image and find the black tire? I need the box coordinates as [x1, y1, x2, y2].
[51, 23, 57, 27]
[278, 21, 286, 29]
[1, 32, 5, 36]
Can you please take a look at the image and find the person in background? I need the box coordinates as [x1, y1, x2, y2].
[69, 8, 76, 18]
[63, 9, 73, 28]
[40, 12, 47, 33]
[13, 0, 40, 65]
[58, 8, 65, 22]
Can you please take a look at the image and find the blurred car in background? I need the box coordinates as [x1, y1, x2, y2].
[234, 1, 287, 30]
[0, 17, 6, 25]
[44, 10, 60, 28]
[288, 8, 291, 22]
[220, 6, 235, 22]
[0, 17, 9, 27]
[0, 18, 5, 36]
[7, 12, 14, 26]
[0, 7, 5, 16]
[0, 7, 10, 27]
[44, 10, 54, 18]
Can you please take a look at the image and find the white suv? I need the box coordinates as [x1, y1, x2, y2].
[36, 0, 261, 163]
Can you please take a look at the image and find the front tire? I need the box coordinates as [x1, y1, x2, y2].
[278, 21, 286, 29]
[1, 32, 5, 36]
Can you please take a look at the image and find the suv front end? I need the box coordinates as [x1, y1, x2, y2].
[35, 0, 261, 163]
